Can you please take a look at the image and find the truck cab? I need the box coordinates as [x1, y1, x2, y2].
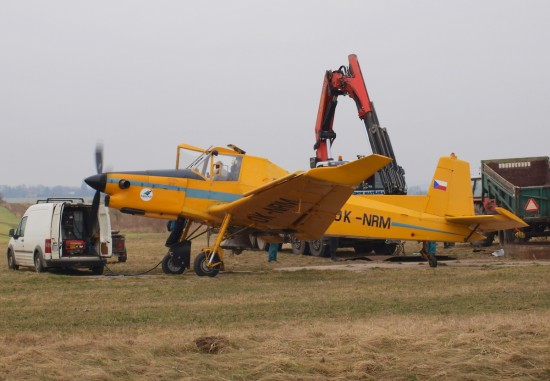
[7, 198, 112, 274]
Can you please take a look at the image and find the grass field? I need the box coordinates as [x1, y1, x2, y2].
[1, 234, 550, 380]
[0, 204, 21, 244]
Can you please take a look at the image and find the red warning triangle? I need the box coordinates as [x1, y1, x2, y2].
[525, 198, 539, 212]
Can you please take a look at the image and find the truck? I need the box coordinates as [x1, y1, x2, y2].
[478, 156, 550, 244]
[7, 198, 113, 274]
[291, 54, 406, 257]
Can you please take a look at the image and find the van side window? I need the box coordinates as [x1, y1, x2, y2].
[16, 216, 28, 238]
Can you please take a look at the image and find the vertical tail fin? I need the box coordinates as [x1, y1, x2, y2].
[424, 154, 475, 217]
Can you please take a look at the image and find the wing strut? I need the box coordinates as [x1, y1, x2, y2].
[209, 213, 233, 266]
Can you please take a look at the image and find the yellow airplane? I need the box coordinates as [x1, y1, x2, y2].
[85, 143, 527, 276]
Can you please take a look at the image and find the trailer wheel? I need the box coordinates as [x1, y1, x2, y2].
[291, 238, 310, 255]
[308, 240, 329, 257]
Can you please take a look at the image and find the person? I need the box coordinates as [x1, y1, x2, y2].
[268, 243, 279, 262]
[421, 241, 438, 268]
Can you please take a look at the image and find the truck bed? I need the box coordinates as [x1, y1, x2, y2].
[482, 156, 550, 222]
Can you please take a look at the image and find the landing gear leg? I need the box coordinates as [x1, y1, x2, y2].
[162, 218, 191, 275]
[194, 214, 232, 277]
[420, 241, 438, 268]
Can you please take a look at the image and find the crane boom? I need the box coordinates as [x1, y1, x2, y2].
[312, 54, 407, 195]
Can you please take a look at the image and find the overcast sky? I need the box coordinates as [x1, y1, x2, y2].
[1, 0, 549, 188]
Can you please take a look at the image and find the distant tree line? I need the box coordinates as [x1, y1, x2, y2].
[0, 182, 95, 199]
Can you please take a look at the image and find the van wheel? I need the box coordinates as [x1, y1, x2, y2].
[7, 250, 18, 270]
[34, 252, 45, 273]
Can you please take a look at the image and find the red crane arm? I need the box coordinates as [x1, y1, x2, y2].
[313, 54, 373, 163]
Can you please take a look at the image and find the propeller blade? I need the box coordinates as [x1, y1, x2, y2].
[95, 143, 104, 174]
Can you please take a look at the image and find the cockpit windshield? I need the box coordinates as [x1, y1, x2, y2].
[182, 149, 242, 181]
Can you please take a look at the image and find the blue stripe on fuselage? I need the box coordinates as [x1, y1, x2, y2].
[391, 221, 462, 236]
[106, 178, 241, 202]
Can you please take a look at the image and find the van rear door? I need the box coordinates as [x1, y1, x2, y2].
[98, 205, 113, 257]
[50, 203, 63, 260]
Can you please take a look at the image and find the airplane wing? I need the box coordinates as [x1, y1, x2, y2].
[446, 207, 528, 232]
[208, 154, 392, 240]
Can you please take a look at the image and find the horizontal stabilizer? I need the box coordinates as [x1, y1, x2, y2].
[446, 207, 528, 232]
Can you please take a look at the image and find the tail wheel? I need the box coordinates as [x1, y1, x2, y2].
[7, 250, 18, 270]
[194, 251, 221, 277]
[161, 252, 186, 275]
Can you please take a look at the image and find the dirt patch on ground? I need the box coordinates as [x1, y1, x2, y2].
[276, 257, 550, 272]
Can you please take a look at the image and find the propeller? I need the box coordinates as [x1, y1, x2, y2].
[90, 143, 105, 235]
[95, 143, 104, 174]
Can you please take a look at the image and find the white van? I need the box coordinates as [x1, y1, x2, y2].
[7, 198, 112, 274]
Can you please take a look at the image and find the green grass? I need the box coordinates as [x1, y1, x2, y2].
[2, 264, 549, 333]
[0, 204, 19, 243]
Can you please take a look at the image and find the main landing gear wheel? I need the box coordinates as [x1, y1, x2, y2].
[194, 251, 221, 277]
[162, 252, 186, 275]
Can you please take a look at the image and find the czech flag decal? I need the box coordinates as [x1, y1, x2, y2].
[433, 180, 448, 191]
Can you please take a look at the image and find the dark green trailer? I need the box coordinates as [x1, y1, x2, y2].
[482, 156, 550, 241]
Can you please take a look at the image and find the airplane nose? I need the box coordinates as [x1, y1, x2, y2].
[85, 174, 106, 192]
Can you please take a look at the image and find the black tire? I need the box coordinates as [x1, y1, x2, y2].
[472, 232, 496, 247]
[7, 250, 18, 270]
[194, 251, 221, 277]
[354, 243, 374, 255]
[291, 238, 310, 255]
[118, 249, 128, 263]
[91, 264, 105, 275]
[374, 242, 398, 255]
[308, 240, 329, 257]
[161, 252, 186, 275]
[34, 252, 45, 273]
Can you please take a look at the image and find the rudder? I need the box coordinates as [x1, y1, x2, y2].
[424, 154, 474, 217]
